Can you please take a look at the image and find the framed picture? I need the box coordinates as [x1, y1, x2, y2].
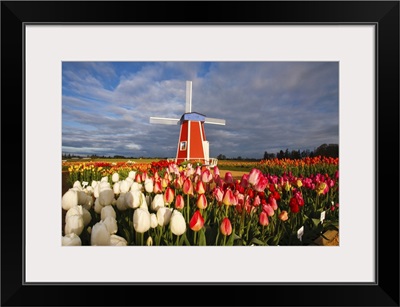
[2, 1, 399, 306]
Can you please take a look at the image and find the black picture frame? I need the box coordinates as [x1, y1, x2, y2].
[1, 1, 399, 306]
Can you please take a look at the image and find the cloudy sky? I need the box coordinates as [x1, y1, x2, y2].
[62, 62, 338, 159]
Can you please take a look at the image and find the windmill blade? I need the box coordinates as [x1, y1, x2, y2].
[185, 81, 192, 113]
[204, 117, 226, 125]
[150, 117, 180, 125]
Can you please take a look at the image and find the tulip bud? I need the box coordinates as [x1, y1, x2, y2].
[157, 207, 173, 226]
[151, 194, 165, 212]
[278, 210, 289, 221]
[103, 216, 118, 234]
[144, 178, 154, 193]
[189, 210, 204, 231]
[62, 233, 82, 246]
[110, 235, 128, 246]
[133, 208, 151, 233]
[128, 171, 136, 179]
[112, 172, 119, 183]
[91, 221, 111, 246]
[170, 210, 186, 236]
[259, 211, 269, 226]
[150, 213, 158, 228]
[101, 205, 116, 221]
[196, 194, 208, 209]
[62, 189, 78, 211]
[195, 180, 206, 194]
[220, 217, 232, 236]
[174, 194, 185, 210]
[164, 187, 175, 205]
[146, 236, 153, 246]
[99, 188, 114, 206]
[183, 178, 194, 195]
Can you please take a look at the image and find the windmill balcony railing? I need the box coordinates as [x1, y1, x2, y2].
[167, 157, 219, 168]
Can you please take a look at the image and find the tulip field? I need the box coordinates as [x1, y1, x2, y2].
[61, 157, 339, 246]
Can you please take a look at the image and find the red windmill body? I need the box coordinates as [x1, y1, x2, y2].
[150, 81, 226, 167]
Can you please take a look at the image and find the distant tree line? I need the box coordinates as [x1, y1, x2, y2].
[62, 143, 339, 161]
[262, 143, 339, 160]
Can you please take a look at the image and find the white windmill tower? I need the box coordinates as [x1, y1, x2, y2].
[150, 81, 226, 167]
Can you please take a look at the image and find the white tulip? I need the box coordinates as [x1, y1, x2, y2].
[119, 180, 131, 193]
[77, 190, 89, 205]
[65, 205, 83, 220]
[151, 194, 164, 212]
[133, 208, 151, 233]
[82, 195, 93, 211]
[125, 190, 142, 209]
[62, 233, 82, 246]
[125, 177, 134, 186]
[116, 193, 128, 211]
[73, 181, 82, 190]
[99, 188, 114, 206]
[85, 185, 94, 195]
[112, 172, 120, 183]
[146, 236, 153, 246]
[110, 235, 128, 246]
[99, 181, 111, 192]
[101, 205, 116, 221]
[144, 178, 154, 193]
[91, 180, 98, 188]
[157, 207, 173, 226]
[82, 207, 92, 226]
[62, 189, 78, 211]
[139, 194, 148, 210]
[128, 170, 136, 179]
[91, 221, 111, 246]
[94, 198, 103, 214]
[64, 214, 84, 236]
[170, 210, 186, 236]
[100, 176, 109, 183]
[93, 184, 100, 198]
[130, 182, 142, 192]
[150, 213, 158, 228]
[103, 216, 118, 234]
[113, 181, 121, 195]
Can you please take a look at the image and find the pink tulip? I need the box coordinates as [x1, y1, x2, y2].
[201, 169, 212, 183]
[224, 172, 233, 184]
[248, 168, 262, 186]
[259, 211, 269, 226]
[254, 175, 268, 192]
[213, 186, 224, 203]
[262, 203, 275, 217]
[220, 217, 232, 236]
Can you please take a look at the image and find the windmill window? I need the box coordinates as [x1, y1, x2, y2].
[180, 141, 187, 151]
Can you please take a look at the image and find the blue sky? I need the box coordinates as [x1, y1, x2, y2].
[62, 62, 339, 159]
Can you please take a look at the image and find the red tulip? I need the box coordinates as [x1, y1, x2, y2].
[220, 217, 232, 236]
[183, 177, 193, 195]
[153, 180, 163, 194]
[189, 210, 204, 231]
[163, 187, 174, 204]
[175, 194, 185, 210]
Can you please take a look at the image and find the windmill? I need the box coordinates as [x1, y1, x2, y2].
[150, 81, 226, 167]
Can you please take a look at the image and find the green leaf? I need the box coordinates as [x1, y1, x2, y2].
[250, 237, 266, 246]
[312, 218, 321, 227]
[199, 229, 207, 246]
